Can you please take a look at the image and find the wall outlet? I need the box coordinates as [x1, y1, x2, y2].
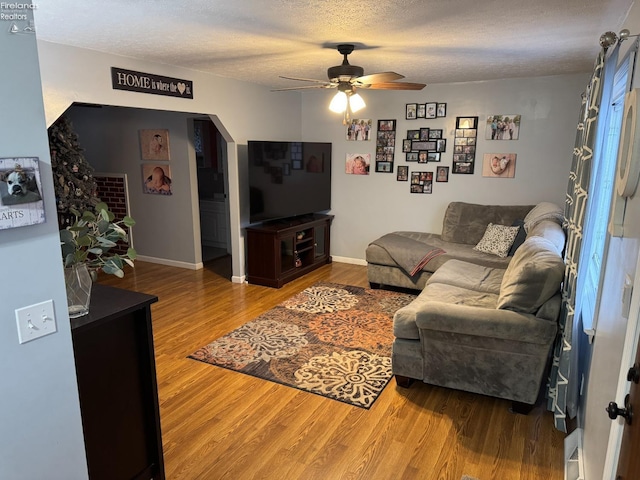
[15, 300, 57, 344]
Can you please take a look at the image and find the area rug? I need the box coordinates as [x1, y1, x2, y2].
[188, 282, 416, 408]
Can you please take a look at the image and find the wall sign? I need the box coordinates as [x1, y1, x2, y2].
[0, 157, 45, 230]
[111, 67, 193, 99]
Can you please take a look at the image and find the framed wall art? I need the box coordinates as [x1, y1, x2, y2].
[0, 157, 45, 230]
[346, 118, 372, 141]
[482, 153, 517, 178]
[397, 165, 409, 181]
[485, 114, 521, 140]
[345, 153, 370, 175]
[406, 104, 417, 120]
[140, 129, 170, 161]
[436, 166, 449, 182]
[425, 103, 437, 119]
[437, 103, 447, 117]
[410, 171, 433, 193]
[142, 163, 173, 195]
[453, 116, 479, 174]
[416, 104, 426, 118]
[375, 120, 397, 173]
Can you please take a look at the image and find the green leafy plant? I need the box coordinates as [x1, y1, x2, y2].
[60, 202, 137, 278]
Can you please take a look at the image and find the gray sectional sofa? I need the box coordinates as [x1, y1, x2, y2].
[366, 201, 566, 411]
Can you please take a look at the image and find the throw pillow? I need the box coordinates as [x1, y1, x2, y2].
[473, 223, 520, 258]
[508, 219, 527, 256]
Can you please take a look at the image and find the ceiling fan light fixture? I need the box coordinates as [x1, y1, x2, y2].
[329, 90, 348, 113]
[349, 93, 366, 113]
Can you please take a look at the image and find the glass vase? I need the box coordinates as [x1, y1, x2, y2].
[65, 263, 92, 318]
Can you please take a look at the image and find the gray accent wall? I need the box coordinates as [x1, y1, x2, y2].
[0, 19, 88, 480]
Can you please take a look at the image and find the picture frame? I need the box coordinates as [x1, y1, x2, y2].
[397, 165, 409, 181]
[437, 103, 447, 117]
[419, 128, 431, 140]
[410, 171, 433, 193]
[406, 152, 419, 162]
[453, 162, 473, 174]
[139, 129, 170, 161]
[346, 118, 372, 141]
[345, 153, 371, 175]
[418, 151, 429, 163]
[411, 140, 436, 151]
[407, 129, 420, 140]
[436, 166, 449, 182]
[436, 139, 447, 153]
[485, 114, 521, 140]
[378, 119, 396, 131]
[482, 153, 517, 178]
[428, 129, 443, 139]
[142, 163, 173, 195]
[0, 157, 45, 230]
[456, 116, 478, 129]
[406, 103, 418, 120]
[416, 104, 426, 118]
[375, 161, 393, 173]
[425, 103, 437, 119]
[427, 152, 441, 162]
[402, 139, 412, 152]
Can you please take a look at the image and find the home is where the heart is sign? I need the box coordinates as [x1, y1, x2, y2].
[111, 67, 193, 99]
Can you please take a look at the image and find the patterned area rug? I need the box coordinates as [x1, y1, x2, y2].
[189, 282, 416, 408]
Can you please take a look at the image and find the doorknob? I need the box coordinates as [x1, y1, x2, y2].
[627, 363, 640, 383]
[606, 394, 633, 425]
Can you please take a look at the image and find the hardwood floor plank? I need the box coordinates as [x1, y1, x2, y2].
[97, 258, 565, 480]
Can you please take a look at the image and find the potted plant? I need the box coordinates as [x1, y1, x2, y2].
[60, 202, 136, 317]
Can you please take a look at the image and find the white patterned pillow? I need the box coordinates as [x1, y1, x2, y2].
[473, 223, 520, 258]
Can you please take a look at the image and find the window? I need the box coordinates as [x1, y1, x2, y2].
[580, 46, 636, 337]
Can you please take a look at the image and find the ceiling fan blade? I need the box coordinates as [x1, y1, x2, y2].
[353, 72, 404, 86]
[279, 75, 331, 84]
[364, 82, 427, 90]
[271, 85, 333, 91]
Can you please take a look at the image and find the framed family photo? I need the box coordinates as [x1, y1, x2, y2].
[397, 165, 409, 181]
[486, 114, 521, 140]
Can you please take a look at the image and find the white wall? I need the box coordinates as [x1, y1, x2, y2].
[0, 21, 88, 480]
[37, 40, 304, 279]
[302, 74, 588, 262]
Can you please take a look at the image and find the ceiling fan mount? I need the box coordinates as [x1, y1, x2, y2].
[327, 44, 364, 82]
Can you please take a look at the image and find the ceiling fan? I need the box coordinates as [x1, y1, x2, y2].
[273, 44, 426, 123]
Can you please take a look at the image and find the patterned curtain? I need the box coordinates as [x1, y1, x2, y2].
[547, 49, 606, 433]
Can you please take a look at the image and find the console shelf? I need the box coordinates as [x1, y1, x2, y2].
[246, 213, 333, 288]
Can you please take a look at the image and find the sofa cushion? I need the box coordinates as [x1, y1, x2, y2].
[524, 202, 565, 232]
[527, 219, 565, 254]
[498, 236, 565, 314]
[393, 282, 499, 340]
[473, 223, 520, 258]
[427, 259, 505, 294]
[441, 202, 534, 245]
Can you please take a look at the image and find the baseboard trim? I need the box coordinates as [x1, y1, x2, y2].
[332, 256, 367, 266]
[137, 255, 203, 270]
[564, 428, 584, 480]
[231, 275, 246, 284]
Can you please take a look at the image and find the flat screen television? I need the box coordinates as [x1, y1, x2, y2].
[248, 141, 331, 224]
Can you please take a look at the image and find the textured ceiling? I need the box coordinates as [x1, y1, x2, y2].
[33, 0, 633, 89]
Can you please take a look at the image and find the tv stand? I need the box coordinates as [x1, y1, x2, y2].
[246, 213, 333, 288]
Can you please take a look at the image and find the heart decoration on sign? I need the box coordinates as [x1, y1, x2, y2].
[177, 82, 186, 95]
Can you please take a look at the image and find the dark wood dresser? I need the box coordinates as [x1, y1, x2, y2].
[71, 284, 164, 480]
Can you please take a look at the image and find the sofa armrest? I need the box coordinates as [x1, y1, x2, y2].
[414, 302, 557, 345]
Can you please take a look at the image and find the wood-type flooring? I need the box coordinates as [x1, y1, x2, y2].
[99, 258, 565, 480]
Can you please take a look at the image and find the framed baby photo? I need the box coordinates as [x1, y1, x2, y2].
[142, 163, 173, 195]
[436, 166, 449, 182]
[406, 103, 417, 120]
[397, 165, 409, 181]
[456, 116, 478, 129]
[140, 129, 170, 161]
[345, 153, 371, 175]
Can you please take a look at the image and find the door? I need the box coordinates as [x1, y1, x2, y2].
[614, 338, 640, 479]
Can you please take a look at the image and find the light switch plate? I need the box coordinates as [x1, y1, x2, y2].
[15, 300, 57, 344]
